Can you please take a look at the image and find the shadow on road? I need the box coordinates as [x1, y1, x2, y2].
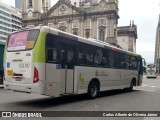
[11, 89, 139, 109]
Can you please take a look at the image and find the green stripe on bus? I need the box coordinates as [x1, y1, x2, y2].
[33, 32, 47, 63]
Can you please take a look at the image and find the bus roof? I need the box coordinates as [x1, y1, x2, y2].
[12, 26, 142, 58]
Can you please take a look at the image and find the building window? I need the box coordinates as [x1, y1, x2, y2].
[59, 26, 67, 32]
[59, 5, 67, 14]
[58, 22, 67, 32]
[72, 20, 79, 28]
[48, 23, 53, 28]
[98, 18, 107, 41]
[72, 28, 78, 35]
[85, 30, 90, 39]
[28, 0, 33, 8]
[85, 0, 91, 3]
[99, 29, 105, 41]
[73, 31, 78, 35]
[98, 26, 106, 41]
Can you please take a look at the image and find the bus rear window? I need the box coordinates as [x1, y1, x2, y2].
[7, 29, 39, 51]
[147, 64, 155, 68]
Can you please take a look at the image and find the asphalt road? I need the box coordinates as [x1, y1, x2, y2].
[0, 75, 160, 120]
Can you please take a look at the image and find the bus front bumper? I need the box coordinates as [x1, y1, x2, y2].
[146, 75, 157, 78]
[4, 81, 45, 95]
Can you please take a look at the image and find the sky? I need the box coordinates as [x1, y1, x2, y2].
[0, 0, 160, 63]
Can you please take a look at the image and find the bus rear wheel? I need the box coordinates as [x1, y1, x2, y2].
[88, 82, 99, 99]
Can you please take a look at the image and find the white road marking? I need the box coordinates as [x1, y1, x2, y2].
[135, 89, 156, 92]
[142, 84, 160, 89]
[142, 84, 149, 86]
[150, 86, 158, 88]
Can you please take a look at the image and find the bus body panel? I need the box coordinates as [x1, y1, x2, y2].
[146, 64, 157, 78]
[74, 66, 138, 95]
[146, 74, 157, 78]
[4, 30, 47, 94]
[5, 51, 33, 84]
[4, 62, 46, 95]
[4, 26, 144, 98]
[138, 74, 143, 85]
[45, 63, 60, 97]
[45, 63, 74, 96]
[4, 80, 45, 94]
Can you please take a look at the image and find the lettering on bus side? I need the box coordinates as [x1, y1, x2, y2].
[95, 70, 108, 77]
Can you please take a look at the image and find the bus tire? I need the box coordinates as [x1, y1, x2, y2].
[88, 81, 99, 99]
[128, 80, 134, 92]
[124, 80, 134, 92]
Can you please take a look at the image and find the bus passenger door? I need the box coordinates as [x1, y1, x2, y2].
[60, 43, 76, 94]
[138, 59, 143, 86]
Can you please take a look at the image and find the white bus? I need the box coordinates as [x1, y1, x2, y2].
[146, 64, 157, 78]
[4, 26, 144, 98]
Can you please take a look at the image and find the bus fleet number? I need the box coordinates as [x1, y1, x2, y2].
[19, 63, 30, 69]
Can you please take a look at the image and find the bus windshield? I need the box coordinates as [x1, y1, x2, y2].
[7, 29, 39, 51]
[147, 64, 155, 68]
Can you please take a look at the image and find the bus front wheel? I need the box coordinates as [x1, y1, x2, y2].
[124, 80, 134, 92]
[88, 81, 99, 99]
[129, 80, 134, 92]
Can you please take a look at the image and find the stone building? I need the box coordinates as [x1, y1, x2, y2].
[117, 21, 137, 53]
[155, 14, 160, 72]
[22, 0, 119, 45]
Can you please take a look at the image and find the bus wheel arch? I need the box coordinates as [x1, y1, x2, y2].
[132, 77, 137, 86]
[129, 78, 136, 92]
[87, 78, 100, 99]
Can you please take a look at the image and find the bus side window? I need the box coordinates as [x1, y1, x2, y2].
[94, 48, 103, 66]
[113, 51, 121, 68]
[109, 50, 114, 68]
[67, 49, 74, 69]
[47, 48, 57, 62]
[99, 49, 109, 67]
[129, 56, 138, 70]
[121, 54, 129, 69]
[79, 43, 94, 66]
[46, 34, 58, 63]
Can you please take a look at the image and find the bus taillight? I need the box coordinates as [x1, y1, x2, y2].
[33, 67, 39, 83]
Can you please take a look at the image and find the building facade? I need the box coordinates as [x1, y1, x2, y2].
[22, 0, 119, 45]
[11, 6, 22, 32]
[154, 14, 160, 72]
[117, 21, 137, 53]
[15, 0, 22, 10]
[0, 1, 22, 44]
[0, 1, 12, 44]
